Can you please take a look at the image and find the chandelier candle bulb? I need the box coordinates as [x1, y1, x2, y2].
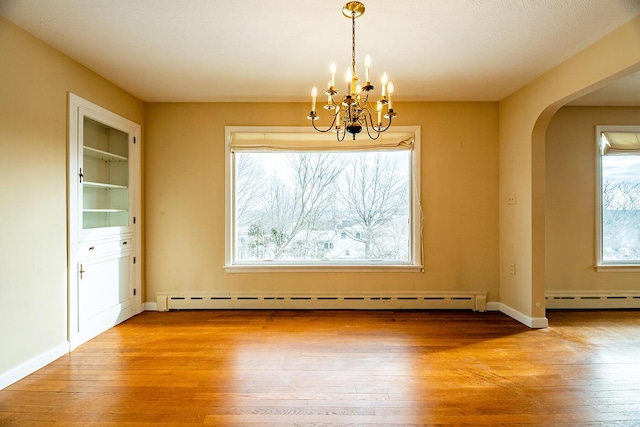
[365, 54, 371, 83]
[377, 101, 382, 125]
[330, 62, 336, 88]
[381, 72, 388, 97]
[387, 81, 394, 110]
[311, 87, 318, 112]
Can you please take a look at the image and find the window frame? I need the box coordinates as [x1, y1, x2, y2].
[595, 125, 640, 271]
[224, 126, 422, 273]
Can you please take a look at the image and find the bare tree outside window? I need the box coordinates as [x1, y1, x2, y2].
[233, 149, 412, 263]
[338, 152, 410, 260]
[235, 153, 266, 224]
[601, 155, 640, 261]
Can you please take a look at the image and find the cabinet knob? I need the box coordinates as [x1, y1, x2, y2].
[88, 246, 95, 251]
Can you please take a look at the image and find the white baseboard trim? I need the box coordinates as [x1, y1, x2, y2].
[546, 290, 640, 309]
[0, 342, 69, 390]
[155, 291, 489, 312]
[149, 294, 503, 314]
[498, 303, 548, 329]
[485, 301, 501, 311]
[148, 295, 550, 329]
[143, 301, 158, 311]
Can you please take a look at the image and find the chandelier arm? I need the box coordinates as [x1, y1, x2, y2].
[336, 126, 347, 142]
[362, 109, 383, 140]
[364, 98, 381, 112]
[376, 114, 394, 133]
[311, 113, 339, 133]
[364, 124, 382, 140]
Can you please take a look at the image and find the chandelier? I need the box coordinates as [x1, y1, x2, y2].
[307, 1, 396, 141]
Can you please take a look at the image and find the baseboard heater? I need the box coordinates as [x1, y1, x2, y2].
[156, 291, 487, 312]
[546, 291, 640, 309]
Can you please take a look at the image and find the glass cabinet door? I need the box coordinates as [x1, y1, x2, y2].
[69, 95, 138, 241]
[82, 117, 130, 230]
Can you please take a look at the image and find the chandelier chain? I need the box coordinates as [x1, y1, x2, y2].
[351, 11, 356, 77]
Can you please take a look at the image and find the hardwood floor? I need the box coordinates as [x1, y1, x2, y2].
[1, 309, 640, 426]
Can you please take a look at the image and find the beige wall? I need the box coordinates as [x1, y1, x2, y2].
[144, 102, 500, 299]
[0, 17, 144, 380]
[2, 4, 639, 388]
[546, 106, 640, 291]
[499, 15, 640, 324]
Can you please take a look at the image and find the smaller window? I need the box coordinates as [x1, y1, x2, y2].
[596, 126, 640, 268]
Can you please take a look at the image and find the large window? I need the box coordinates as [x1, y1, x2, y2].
[225, 127, 422, 271]
[596, 126, 640, 268]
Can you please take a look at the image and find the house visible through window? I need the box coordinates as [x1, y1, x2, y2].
[596, 126, 640, 267]
[225, 127, 422, 270]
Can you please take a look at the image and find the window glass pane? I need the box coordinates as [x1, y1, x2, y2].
[234, 150, 411, 263]
[601, 155, 640, 262]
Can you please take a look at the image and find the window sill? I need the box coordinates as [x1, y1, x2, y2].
[224, 264, 423, 273]
[595, 264, 640, 273]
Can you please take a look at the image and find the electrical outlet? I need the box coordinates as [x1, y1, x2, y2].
[509, 263, 516, 275]
[507, 193, 516, 205]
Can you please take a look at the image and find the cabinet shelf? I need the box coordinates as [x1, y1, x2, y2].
[84, 146, 128, 162]
[84, 181, 127, 190]
[83, 208, 127, 213]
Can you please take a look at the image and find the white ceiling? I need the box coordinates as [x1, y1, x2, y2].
[1, 0, 639, 104]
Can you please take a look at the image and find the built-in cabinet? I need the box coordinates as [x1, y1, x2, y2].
[68, 94, 141, 349]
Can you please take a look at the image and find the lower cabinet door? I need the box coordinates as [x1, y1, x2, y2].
[77, 252, 135, 343]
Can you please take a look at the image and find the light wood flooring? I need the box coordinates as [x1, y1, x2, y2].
[1, 309, 640, 426]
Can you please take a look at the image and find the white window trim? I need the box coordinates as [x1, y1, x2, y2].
[224, 126, 423, 273]
[595, 125, 640, 271]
